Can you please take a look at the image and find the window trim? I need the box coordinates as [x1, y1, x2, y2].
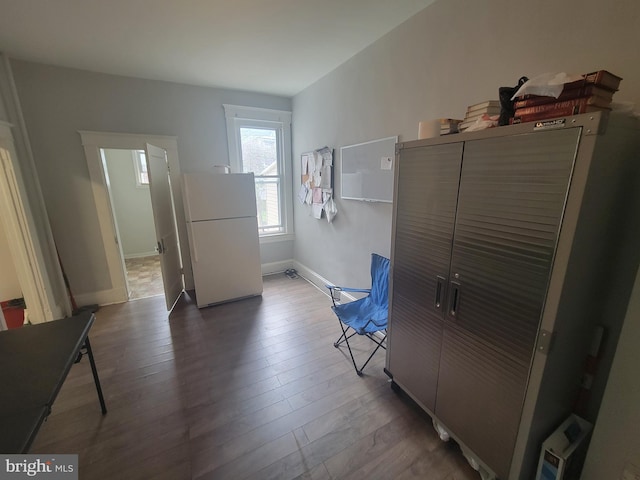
[223, 105, 293, 239]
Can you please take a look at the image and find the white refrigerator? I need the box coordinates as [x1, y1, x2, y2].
[182, 172, 263, 308]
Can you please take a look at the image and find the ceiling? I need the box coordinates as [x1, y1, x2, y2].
[0, 0, 435, 97]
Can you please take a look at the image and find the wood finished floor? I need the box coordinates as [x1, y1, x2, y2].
[30, 274, 479, 480]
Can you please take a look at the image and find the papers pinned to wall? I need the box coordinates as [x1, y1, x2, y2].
[297, 184, 308, 204]
[300, 146, 337, 223]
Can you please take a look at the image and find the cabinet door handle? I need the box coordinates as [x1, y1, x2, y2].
[448, 281, 461, 318]
[435, 275, 446, 311]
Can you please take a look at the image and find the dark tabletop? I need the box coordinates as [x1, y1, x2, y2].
[0, 407, 49, 454]
[0, 311, 95, 453]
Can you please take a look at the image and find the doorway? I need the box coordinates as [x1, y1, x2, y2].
[80, 131, 192, 310]
[0, 122, 70, 324]
[101, 148, 164, 300]
[0, 214, 23, 328]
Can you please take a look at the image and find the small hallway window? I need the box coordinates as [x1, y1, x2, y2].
[133, 150, 149, 186]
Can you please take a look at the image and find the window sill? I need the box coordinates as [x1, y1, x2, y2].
[259, 233, 295, 244]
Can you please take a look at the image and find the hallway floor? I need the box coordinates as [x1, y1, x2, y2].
[125, 255, 164, 300]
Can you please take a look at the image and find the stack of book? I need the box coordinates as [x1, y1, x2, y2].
[459, 100, 501, 131]
[440, 118, 463, 135]
[512, 70, 621, 124]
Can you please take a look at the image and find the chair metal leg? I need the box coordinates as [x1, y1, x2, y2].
[333, 328, 357, 347]
[334, 320, 362, 375]
[333, 320, 387, 376]
[357, 333, 386, 372]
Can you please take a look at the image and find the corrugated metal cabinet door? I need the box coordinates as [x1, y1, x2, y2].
[435, 128, 581, 479]
[388, 142, 463, 411]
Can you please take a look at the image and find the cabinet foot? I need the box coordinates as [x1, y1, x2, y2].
[432, 419, 450, 442]
[461, 448, 496, 480]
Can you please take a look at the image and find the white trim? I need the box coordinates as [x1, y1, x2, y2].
[223, 105, 292, 123]
[79, 131, 180, 150]
[261, 259, 294, 276]
[259, 232, 295, 244]
[79, 131, 194, 304]
[124, 251, 158, 260]
[73, 286, 129, 308]
[292, 259, 358, 303]
[0, 302, 7, 330]
[291, 260, 383, 341]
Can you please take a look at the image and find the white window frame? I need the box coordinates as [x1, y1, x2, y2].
[223, 105, 293, 241]
[132, 150, 149, 186]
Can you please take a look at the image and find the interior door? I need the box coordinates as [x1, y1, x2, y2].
[435, 128, 581, 479]
[145, 143, 183, 310]
[387, 142, 463, 412]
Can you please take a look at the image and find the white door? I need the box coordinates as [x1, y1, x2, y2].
[145, 143, 183, 310]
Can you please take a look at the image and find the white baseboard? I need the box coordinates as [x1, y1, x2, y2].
[261, 259, 294, 276]
[124, 251, 158, 259]
[74, 260, 358, 308]
[292, 260, 357, 302]
[74, 286, 128, 308]
[292, 260, 382, 340]
[49, 299, 70, 320]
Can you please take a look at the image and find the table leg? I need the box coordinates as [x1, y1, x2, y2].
[84, 336, 107, 414]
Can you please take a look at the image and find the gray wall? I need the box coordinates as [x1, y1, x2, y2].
[290, 0, 640, 478]
[104, 149, 156, 258]
[0, 90, 7, 121]
[292, 0, 640, 288]
[10, 61, 293, 296]
[582, 267, 640, 479]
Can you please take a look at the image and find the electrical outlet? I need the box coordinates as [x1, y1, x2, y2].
[622, 462, 640, 480]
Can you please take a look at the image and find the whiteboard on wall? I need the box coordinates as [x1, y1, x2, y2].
[340, 136, 397, 203]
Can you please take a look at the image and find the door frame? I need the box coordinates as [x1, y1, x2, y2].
[79, 131, 193, 305]
[0, 305, 6, 330]
[0, 121, 70, 323]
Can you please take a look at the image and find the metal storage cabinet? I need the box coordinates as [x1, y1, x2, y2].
[386, 112, 640, 479]
[389, 143, 463, 412]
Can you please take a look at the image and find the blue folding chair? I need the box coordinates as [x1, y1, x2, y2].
[326, 253, 390, 376]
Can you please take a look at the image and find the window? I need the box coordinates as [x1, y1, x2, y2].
[133, 150, 149, 186]
[224, 105, 293, 238]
